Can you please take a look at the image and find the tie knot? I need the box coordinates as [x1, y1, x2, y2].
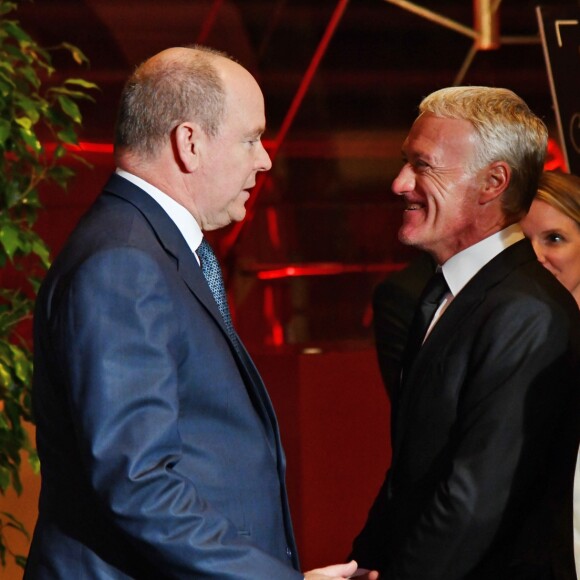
[197, 238, 223, 298]
[197, 238, 216, 266]
[421, 271, 449, 306]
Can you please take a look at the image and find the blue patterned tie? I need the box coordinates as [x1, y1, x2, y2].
[197, 238, 239, 347]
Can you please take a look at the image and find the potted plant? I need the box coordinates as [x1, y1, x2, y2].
[0, 0, 96, 569]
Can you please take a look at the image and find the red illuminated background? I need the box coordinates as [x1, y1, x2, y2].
[0, 1, 572, 576]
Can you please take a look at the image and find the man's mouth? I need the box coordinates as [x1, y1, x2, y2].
[405, 202, 425, 211]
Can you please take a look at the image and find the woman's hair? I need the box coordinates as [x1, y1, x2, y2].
[419, 86, 548, 219]
[536, 170, 580, 227]
[115, 45, 229, 159]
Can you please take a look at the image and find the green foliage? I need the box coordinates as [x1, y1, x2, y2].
[0, 510, 30, 567]
[0, 0, 97, 569]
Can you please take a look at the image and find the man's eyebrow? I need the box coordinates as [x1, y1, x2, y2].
[402, 146, 435, 163]
[247, 126, 266, 138]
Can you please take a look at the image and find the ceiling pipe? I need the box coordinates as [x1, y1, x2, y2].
[474, 0, 500, 50]
[220, 0, 351, 258]
[385, 0, 538, 85]
[383, 0, 476, 40]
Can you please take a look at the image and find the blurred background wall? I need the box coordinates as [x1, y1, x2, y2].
[0, 0, 573, 577]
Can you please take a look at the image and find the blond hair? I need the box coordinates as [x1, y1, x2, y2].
[419, 86, 548, 219]
[536, 171, 580, 227]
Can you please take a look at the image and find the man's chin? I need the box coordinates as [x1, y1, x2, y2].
[204, 210, 245, 231]
[229, 208, 247, 224]
[398, 226, 422, 247]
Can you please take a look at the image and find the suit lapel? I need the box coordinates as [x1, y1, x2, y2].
[103, 174, 224, 326]
[393, 240, 538, 460]
[102, 174, 280, 450]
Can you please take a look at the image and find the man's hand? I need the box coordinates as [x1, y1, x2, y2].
[347, 569, 379, 579]
[305, 560, 379, 579]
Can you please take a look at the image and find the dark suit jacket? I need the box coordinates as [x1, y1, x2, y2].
[351, 239, 580, 579]
[25, 174, 302, 579]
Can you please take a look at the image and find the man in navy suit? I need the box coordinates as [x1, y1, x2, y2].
[351, 87, 580, 578]
[26, 45, 372, 580]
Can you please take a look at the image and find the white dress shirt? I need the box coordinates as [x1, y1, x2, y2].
[116, 168, 203, 261]
[426, 223, 525, 337]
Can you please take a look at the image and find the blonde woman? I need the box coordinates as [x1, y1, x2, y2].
[522, 171, 580, 307]
[522, 170, 580, 579]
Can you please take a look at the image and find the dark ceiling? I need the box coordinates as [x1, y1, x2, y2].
[12, 0, 580, 344]
[15, 0, 579, 142]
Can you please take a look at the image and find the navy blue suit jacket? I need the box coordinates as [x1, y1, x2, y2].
[352, 239, 580, 579]
[26, 174, 302, 579]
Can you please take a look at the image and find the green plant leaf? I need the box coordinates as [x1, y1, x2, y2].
[18, 126, 42, 153]
[0, 363, 11, 389]
[0, 512, 29, 538]
[0, 75, 15, 97]
[0, 2, 17, 17]
[2, 20, 32, 44]
[57, 94, 81, 123]
[31, 238, 50, 268]
[3, 180, 25, 209]
[9, 345, 30, 384]
[27, 451, 40, 475]
[15, 94, 42, 123]
[0, 119, 10, 146]
[52, 143, 66, 159]
[65, 78, 99, 90]
[60, 42, 90, 66]
[0, 466, 10, 493]
[27, 276, 42, 294]
[56, 125, 78, 146]
[49, 86, 96, 101]
[19, 64, 41, 90]
[48, 164, 75, 187]
[0, 223, 20, 260]
[14, 116, 32, 130]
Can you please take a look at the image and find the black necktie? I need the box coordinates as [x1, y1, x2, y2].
[197, 238, 239, 348]
[402, 270, 449, 376]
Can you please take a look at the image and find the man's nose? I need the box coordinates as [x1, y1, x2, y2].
[257, 141, 272, 172]
[392, 163, 414, 196]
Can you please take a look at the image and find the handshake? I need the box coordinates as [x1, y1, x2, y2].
[305, 561, 378, 579]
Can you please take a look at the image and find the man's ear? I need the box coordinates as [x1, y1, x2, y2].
[174, 121, 202, 172]
[480, 161, 511, 205]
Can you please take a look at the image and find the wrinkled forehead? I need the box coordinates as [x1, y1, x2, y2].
[403, 114, 477, 160]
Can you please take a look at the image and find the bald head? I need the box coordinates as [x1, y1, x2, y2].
[114, 45, 249, 162]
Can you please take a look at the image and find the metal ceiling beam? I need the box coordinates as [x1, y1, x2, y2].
[220, 0, 351, 258]
[383, 0, 540, 85]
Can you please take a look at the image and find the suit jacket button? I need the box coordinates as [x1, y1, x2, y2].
[286, 547, 292, 559]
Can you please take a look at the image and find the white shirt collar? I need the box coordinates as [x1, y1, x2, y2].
[442, 223, 525, 297]
[116, 168, 203, 257]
